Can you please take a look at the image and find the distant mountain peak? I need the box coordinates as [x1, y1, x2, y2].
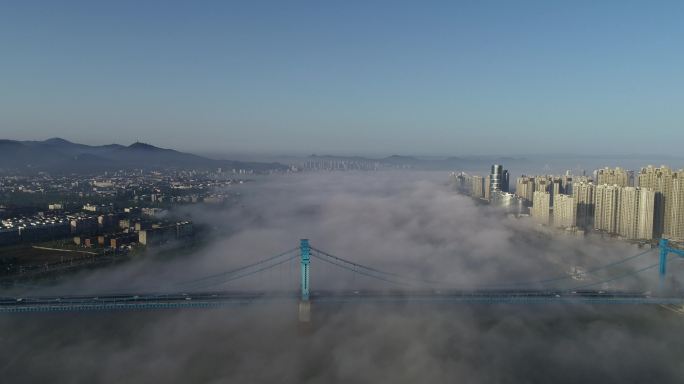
[44, 137, 73, 145]
[383, 154, 418, 161]
[0, 137, 288, 173]
[128, 142, 161, 151]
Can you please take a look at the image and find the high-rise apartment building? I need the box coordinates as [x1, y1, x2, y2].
[637, 166, 684, 241]
[616, 187, 656, 240]
[515, 176, 535, 203]
[553, 194, 577, 228]
[532, 191, 551, 225]
[617, 187, 640, 239]
[595, 184, 619, 233]
[452, 172, 471, 194]
[596, 167, 631, 187]
[638, 165, 670, 190]
[572, 182, 595, 229]
[593, 185, 656, 240]
[637, 188, 656, 240]
[551, 178, 562, 206]
[561, 174, 573, 195]
[534, 178, 550, 195]
[471, 176, 484, 199]
[669, 173, 684, 242]
[638, 165, 668, 238]
[573, 176, 593, 184]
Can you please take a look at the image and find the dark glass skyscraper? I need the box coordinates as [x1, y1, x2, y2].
[490, 164, 510, 193]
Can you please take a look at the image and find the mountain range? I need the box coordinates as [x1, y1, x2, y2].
[0, 138, 288, 173]
[301, 153, 529, 171]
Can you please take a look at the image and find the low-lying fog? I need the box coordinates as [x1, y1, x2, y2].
[1, 171, 683, 383]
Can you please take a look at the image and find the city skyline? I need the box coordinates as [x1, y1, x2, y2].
[456, 162, 684, 243]
[2, 1, 684, 155]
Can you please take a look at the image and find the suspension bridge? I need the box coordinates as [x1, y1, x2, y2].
[1, 238, 684, 318]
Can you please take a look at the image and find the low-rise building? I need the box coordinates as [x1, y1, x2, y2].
[139, 221, 193, 246]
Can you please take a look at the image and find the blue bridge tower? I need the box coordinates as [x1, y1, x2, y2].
[298, 239, 311, 322]
[659, 238, 684, 282]
[300, 239, 311, 301]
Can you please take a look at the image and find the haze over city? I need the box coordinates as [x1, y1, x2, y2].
[2, 1, 684, 384]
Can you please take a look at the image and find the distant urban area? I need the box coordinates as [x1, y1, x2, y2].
[0, 166, 255, 280]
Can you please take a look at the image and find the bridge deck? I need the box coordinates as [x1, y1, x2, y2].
[1, 290, 683, 313]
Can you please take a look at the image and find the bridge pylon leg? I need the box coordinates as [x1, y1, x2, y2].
[299, 239, 311, 322]
[659, 238, 669, 292]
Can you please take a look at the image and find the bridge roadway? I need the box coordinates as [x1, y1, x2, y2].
[2, 289, 684, 313]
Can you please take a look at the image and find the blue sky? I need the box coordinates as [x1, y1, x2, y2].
[1, 1, 682, 155]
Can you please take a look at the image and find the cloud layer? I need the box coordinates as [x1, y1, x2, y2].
[1, 171, 683, 383]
